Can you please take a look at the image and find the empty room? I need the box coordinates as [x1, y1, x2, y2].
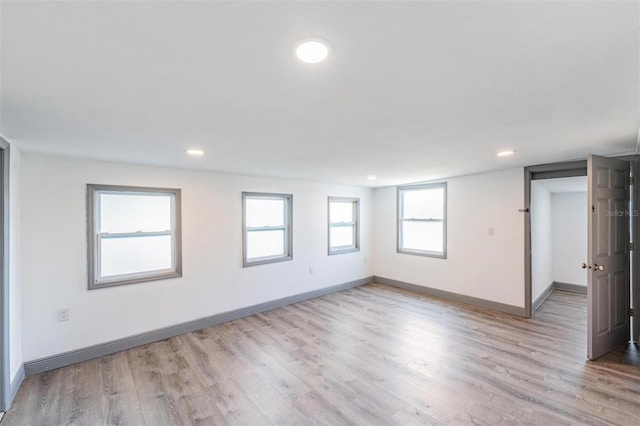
[0, 0, 639, 425]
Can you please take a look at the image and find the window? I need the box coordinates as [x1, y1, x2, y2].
[398, 182, 447, 258]
[87, 184, 182, 289]
[243, 192, 292, 266]
[328, 197, 359, 255]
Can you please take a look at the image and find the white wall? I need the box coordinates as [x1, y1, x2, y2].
[20, 153, 373, 362]
[551, 192, 587, 286]
[531, 181, 553, 302]
[373, 168, 525, 308]
[8, 146, 22, 383]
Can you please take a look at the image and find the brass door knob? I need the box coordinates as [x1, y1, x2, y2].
[593, 264, 605, 271]
[581, 263, 591, 269]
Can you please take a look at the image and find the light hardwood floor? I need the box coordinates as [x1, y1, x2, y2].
[3, 284, 639, 425]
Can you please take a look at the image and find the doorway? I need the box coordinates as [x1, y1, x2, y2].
[531, 176, 588, 312]
[524, 156, 640, 360]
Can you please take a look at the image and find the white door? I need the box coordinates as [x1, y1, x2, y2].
[587, 155, 631, 360]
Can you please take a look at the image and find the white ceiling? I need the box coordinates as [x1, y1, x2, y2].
[535, 176, 587, 193]
[1, 1, 638, 187]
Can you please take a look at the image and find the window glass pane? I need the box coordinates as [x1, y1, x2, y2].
[330, 225, 355, 248]
[246, 198, 285, 227]
[402, 221, 443, 253]
[101, 235, 172, 277]
[330, 201, 353, 223]
[403, 188, 444, 219]
[100, 193, 172, 233]
[247, 229, 285, 259]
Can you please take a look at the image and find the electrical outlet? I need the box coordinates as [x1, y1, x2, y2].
[57, 308, 69, 322]
[308, 266, 313, 274]
[488, 227, 495, 236]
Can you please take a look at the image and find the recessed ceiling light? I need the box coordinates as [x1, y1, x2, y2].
[367, 175, 377, 180]
[186, 149, 204, 157]
[497, 150, 516, 157]
[295, 38, 331, 64]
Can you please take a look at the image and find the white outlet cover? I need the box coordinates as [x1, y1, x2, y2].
[57, 309, 69, 322]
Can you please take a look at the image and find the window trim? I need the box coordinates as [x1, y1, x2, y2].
[242, 192, 293, 267]
[397, 182, 447, 259]
[328, 196, 360, 255]
[87, 184, 183, 290]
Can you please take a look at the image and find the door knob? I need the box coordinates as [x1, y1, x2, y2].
[582, 263, 605, 271]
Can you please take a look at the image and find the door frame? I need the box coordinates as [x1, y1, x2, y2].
[524, 156, 639, 343]
[0, 137, 9, 409]
[624, 156, 640, 343]
[524, 160, 587, 318]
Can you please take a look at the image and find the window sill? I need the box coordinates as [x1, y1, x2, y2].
[328, 247, 359, 256]
[243, 255, 292, 267]
[89, 270, 182, 290]
[397, 248, 447, 259]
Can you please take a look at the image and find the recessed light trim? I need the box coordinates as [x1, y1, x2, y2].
[295, 38, 331, 64]
[186, 149, 204, 157]
[497, 150, 516, 157]
[367, 175, 377, 181]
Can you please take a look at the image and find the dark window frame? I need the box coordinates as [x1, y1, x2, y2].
[87, 184, 182, 290]
[242, 192, 293, 267]
[397, 182, 447, 259]
[328, 196, 360, 255]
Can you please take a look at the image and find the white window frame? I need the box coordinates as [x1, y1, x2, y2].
[87, 184, 182, 289]
[397, 182, 447, 258]
[242, 192, 293, 267]
[328, 197, 360, 255]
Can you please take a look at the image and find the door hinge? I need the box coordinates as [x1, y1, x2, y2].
[630, 308, 634, 317]
[630, 176, 635, 185]
[629, 242, 634, 251]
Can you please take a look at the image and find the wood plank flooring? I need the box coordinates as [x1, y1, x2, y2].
[3, 284, 639, 425]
